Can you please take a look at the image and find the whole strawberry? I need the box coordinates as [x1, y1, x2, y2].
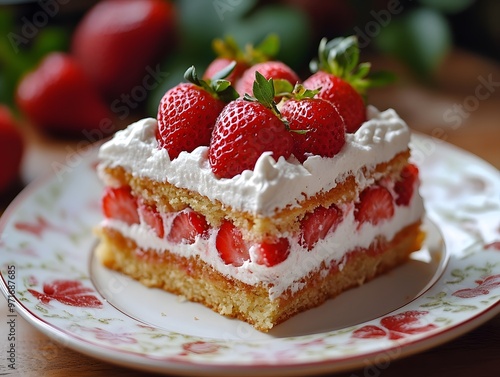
[16, 52, 114, 137]
[156, 65, 238, 159]
[236, 61, 300, 98]
[0, 105, 24, 194]
[304, 36, 392, 133]
[280, 85, 346, 162]
[208, 72, 293, 179]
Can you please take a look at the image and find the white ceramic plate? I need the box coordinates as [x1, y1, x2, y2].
[1, 134, 500, 376]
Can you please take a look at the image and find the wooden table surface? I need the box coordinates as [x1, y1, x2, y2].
[1, 50, 499, 376]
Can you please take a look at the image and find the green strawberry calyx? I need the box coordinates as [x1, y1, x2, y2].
[244, 74, 313, 135]
[310, 35, 395, 95]
[184, 64, 239, 103]
[283, 83, 320, 101]
[243, 71, 284, 123]
[212, 34, 280, 66]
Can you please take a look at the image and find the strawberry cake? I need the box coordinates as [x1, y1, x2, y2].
[95, 36, 425, 331]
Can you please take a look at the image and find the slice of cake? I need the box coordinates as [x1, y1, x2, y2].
[95, 36, 425, 332]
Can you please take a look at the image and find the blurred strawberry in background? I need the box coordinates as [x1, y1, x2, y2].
[0, 105, 24, 194]
[16, 52, 114, 138]
[72, 0, 176, 100]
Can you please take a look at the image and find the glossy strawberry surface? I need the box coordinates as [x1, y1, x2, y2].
[236, 61, 300, 98]
[157, 83, 226, 159]
[208, 99, 293, 178]
[303, 71, 366, 133]
[280, 97, 346, 162]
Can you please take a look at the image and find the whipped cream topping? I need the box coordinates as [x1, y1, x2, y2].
[98, 106, 411, 216]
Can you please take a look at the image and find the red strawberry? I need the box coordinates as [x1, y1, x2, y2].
[299, 204, 343, 250]
[167, 209, 209, 244]
[16, 52, 114, 137]
[204, 58, 249, 84]
[102, 186, 140, 225]
[204, 34, 280, 84]
[355, 185, 395, 226]
[216, 221, 289, 267]
[208, 73, 293, 178]
[304, 36, 393, 133]
[253, 238, 291, 267]
[0, 105, 24, 194]
[72, 0, 176, 99]
[138, 200, 164, 238]
[156, 66, 238, 159]
[280, 92, 346, 162]
[394, 164, 419, 206]
[157, 83, 224, 159]
[303, 71, 366, 133]
[215, 221, 250, 267]
[236, 61, 300, 98]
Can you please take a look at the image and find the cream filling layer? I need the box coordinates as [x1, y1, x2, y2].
[101, 185, 424, 300]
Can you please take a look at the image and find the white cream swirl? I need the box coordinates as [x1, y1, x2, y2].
[98, 106, 410, 216]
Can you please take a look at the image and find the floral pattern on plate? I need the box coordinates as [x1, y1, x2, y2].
[1, 134, 499, 376]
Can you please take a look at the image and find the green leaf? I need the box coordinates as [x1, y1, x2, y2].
[184, 64, 238, 103]
[352, 62, 371, 81]
[326, 35, 359, 76]
[184, 65, 202, 86]
[252, 71, 275, 109]
[213, 80, 231, 92]
[212, 36, 241, 58]
[286, 83, 319, 100]
[254, 33, 280, 58]
[273, 79, 294, 97]
[311, 35, 394, 95]
[214, 78, 239, 102]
